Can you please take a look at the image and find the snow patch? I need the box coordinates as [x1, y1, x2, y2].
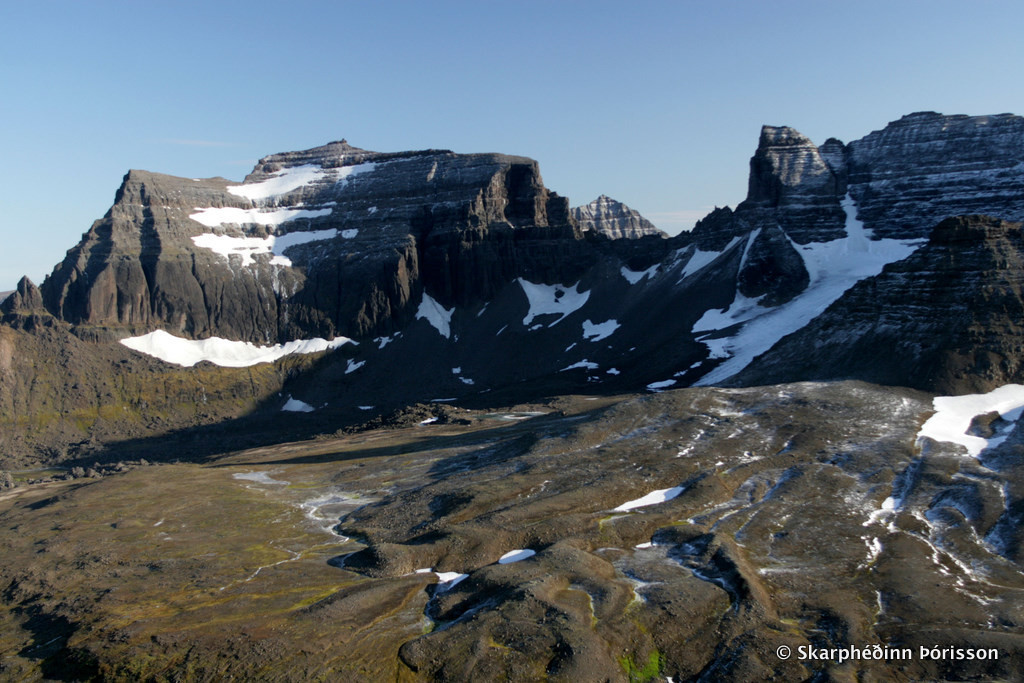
[614, 486, 685, 511]
[694, 194, 922, 385]
[233, 471, 289, 485]
[191, 228, 338, 267]
[120, 330, 354, 367]
[498, 549, 536, 564]
[518, 279, 590, 327]
[416, 293, 454, 339]
[561, 360, 598, 372]
[282, 396, 315, 413]
[226, 162, 376, 200]
[621, 264, 658, 284]
[345, 360, 365, 374]
[646, 379, 677, 392]
[375, 334, 398, 349]
[679, 238, 743, 281]
[582, 319, 620, 342]
[917, 384, 1024, 457]
[189, 206, 332, 229]
[341, 229, 358, 239]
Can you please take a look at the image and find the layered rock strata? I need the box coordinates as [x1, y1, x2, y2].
[571, 194, 665, 239]
[732, 215, 1024, 393]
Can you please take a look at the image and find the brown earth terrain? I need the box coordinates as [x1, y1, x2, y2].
[1, 382, 1021, 681]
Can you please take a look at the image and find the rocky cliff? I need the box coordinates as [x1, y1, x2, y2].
[32, 141, 587, 344]
[848, 112, 1024, 239]
[730, 215, 1024, 393]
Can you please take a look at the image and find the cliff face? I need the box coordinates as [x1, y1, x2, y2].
[848, 112, 1024, 239]
[731, 215, 1024, 393]
[34, 141, 586, 343]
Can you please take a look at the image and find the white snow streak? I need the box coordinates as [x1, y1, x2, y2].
[694, 194, 922, 385]
[498, 549, 536, 564]
[416, 293, 455, 338]
[120, 330, 354, 367]
[560, 360, 598, 372]
[680, 238, 743, 280]
[614, 486, 685, 511]
[226, 162, 376, 200]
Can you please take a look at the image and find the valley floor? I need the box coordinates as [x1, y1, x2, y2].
[1, 382, 1022, 681]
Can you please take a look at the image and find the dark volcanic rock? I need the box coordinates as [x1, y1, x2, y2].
[1, 277, 44, 315]
[571, 194, 666, 239]
[732, 215, 1024, 393]
[736, 224, 809, 306]
[848, 112, 1024, 239]
[38, 142, 588, 343]
[735, 125, 847, 244]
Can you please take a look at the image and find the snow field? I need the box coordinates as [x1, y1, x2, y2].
[416, 293, 455, 338]
[120, 330, 354, 367]
[917, 384, 1024, 457]
[694, 194, 922, 385]
[226, 162, 376, 200]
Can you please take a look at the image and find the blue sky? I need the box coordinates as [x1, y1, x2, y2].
[3, 0, 1024, 288]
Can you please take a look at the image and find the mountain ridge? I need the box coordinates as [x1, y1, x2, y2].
[4, 111, 1024, 465]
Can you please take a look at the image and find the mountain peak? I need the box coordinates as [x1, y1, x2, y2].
[571, 195, 665, 239]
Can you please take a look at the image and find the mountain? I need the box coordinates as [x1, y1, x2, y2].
[5, 112, 1024, 464]
[571, 194, 667, 239]
[4, 112, 1024, 680]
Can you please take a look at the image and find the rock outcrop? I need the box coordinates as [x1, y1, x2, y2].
[1, 277, 44, 316]
[731, 215, 1024, 393]
[571, 195, 665, 239]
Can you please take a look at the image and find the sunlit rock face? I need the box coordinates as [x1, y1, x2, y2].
[34, 140, 588, 343]
[847, 112, 1024, 239]
[571, 194, 666, 239]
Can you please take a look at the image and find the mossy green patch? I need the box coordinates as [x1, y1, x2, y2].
[620, 650, 662, 683]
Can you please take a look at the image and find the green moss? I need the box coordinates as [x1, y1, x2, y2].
[619, 650, 662, 683]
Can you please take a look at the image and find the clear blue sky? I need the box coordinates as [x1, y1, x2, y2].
[3, 0, 1024, 288]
